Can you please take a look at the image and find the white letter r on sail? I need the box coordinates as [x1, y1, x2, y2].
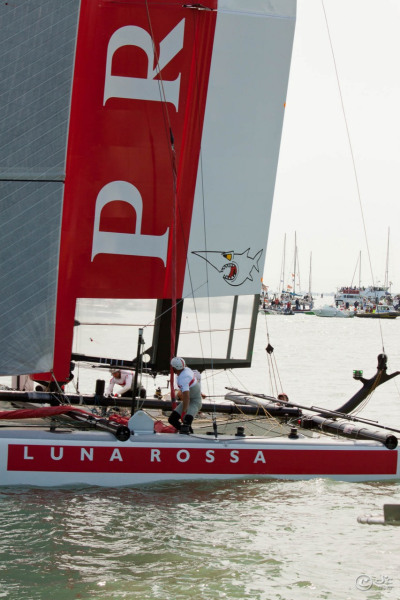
[103, 21, 184, 110]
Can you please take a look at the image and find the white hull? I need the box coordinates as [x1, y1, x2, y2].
[335, 287, 391, 306]
[1, 426, 398, 486]
[313, 306, 354, 318]
[259, 308, 294, 315]
[355, 306, 398, 319]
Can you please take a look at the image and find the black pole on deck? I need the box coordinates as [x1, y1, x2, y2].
[131, 328, 144, 416]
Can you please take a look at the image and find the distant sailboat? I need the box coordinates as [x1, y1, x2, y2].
[278, 233, 313, 311]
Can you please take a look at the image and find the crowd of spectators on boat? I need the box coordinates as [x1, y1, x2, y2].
[260, 293, 312, 314]
[338, 287, 362, 294]
[335, 299, 400, 314]
[260, 288, 400, 315]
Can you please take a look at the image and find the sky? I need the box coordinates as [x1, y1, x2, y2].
[264, 0, 400, 295]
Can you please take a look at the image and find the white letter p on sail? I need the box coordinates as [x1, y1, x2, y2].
[91, 181, 169, 265]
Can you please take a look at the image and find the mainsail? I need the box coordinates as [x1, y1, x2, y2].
[0, 1, 79, 376]
[0, 0, 296, 381]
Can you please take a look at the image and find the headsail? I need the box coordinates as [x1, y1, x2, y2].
[184, 1, 296, 298]
[0, 0, 296, 380]
[0, 2, 79, 376]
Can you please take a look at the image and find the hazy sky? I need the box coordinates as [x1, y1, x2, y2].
[264, 0, 400, 295]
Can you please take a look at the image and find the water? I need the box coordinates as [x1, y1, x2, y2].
[1, 306, 400, 599]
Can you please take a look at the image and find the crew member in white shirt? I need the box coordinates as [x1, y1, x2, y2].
[105, 368, 133, 397]
[168, 357, 202, 434]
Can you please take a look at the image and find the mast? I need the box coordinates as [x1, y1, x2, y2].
[350, 252, 361, 288]
[170, 126, 177, 401]
[279, 233, 286, 294]
[384, 228, 390, 290]
[293, 231, 297, 296]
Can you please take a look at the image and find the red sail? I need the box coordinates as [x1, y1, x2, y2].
[52, 1, 217, 379]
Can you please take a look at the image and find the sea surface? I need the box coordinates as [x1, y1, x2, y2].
[1, 298, 400, 600]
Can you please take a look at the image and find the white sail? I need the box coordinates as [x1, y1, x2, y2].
[184, 2, 296, 298]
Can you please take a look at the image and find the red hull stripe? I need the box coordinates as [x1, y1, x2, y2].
[7, 446, 397, 475]
[0, 407, 91, 420]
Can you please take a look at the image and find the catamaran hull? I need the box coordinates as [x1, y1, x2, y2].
[0, 430, 398, 487]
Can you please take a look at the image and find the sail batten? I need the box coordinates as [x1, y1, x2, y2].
[0, 172, 66, 181]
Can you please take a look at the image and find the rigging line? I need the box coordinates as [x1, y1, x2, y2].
[351, 370, 384, 416]
[263, 321, 277, 396]
[262, 313, 283, 396]
[225, 368, 253, 396]
[269, 350, 280, 396]
[225, 369, 283, 428]
[321, 0, 385, 351]
[179, 326, 251, 334]
[392, 375, 400, 401]
[188, 8, 216, 391]
[272, 353, 284, 396]
[73, 316, 81, 393]
[278, 233, 286, 293]
[135, 281, 210, 332]
[144, 1, 179, 387]
[384, 227, 390, 289]
[144, 1, 177, 181]
[350, 253, 360, 287]
[141, 7, 210, 377]
[169, 9, 214, 393]
[266, 351, 275, 397]
[342, 369, 385, 419]
[296, 245, 301, 292]
[124, 280, 208, 338]
[184, 11, 214, 376]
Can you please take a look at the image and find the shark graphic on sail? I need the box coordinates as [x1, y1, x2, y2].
[192, 249, 263, 286]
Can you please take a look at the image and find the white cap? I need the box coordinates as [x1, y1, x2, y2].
[171, 357, 186, 370]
